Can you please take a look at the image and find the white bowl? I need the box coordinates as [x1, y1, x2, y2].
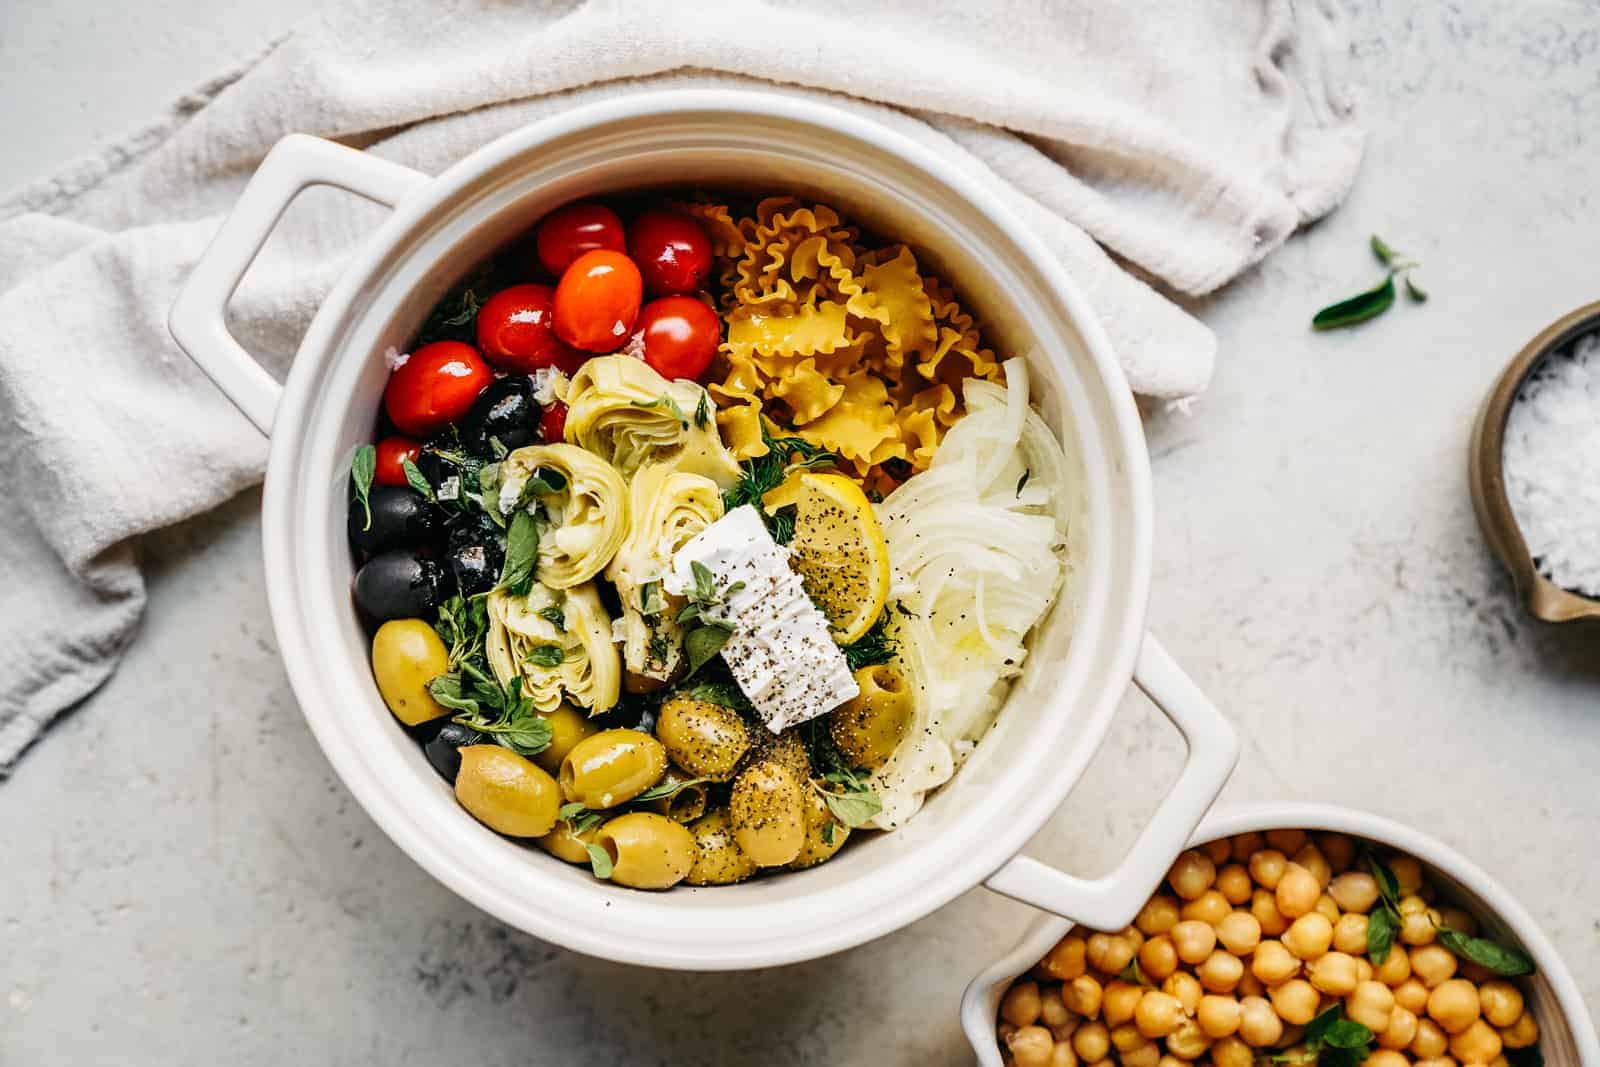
[169, 90, 1238, 970]
[962, 802, 1598, 1065]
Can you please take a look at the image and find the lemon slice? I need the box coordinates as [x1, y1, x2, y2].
[763, 471, 890, 643]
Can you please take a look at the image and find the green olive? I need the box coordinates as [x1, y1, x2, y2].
[766, 730, 814, 781]
[455, 745, 561, 837]
[828, 664, 913, 770]
[654, 695, 752, 781]
[686, 808, 758, 886]
[370, 619, 451, 726]
[537, 819, 601, 865]
[642, 766, 709, 824]
[559, 729, 668, 809]
[595, 812, 695, 889]
[729, 759, 806, 868]
[533, 703, 597, 775]
[789, 787, 850, 869]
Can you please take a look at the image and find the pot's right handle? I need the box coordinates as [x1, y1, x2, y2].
[168, 134, 428, 435]
[984, 633, 1238, 931]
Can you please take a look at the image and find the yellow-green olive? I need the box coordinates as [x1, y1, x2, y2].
[768, 730, 814, 781]
[533, 703, 597, 774]
[595, 812, 696, 889]
[559, 729, 668, 809]
[654, 695, 751, 781]
[686, 808, 759, 886]
[788, 786, 849, 869]
[370, 619, 451, 726]
[729, 759, 806, 867]
[455, 745, 561, 837]
[828, 664, 913, 769]
[537, 819, 600, 864]
[642, 766, 709, 824]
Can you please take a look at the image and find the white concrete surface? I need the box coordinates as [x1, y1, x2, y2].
[2, 3, 1597, 1064]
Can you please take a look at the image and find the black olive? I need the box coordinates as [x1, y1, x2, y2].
[446, 522, 505, 596]
[424, 721, 484, 783]
[348, 486, 444, 556]
[459, 376, 539, 455]
[354, 551, 450, 620]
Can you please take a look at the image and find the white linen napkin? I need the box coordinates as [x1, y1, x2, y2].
[0, 0, 1363, 772]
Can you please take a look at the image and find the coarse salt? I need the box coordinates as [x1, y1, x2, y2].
[383, 346, 410, 371]
[1503, 330, 1600, 597]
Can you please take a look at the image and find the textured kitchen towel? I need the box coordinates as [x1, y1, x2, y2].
[0, 0, 1364, 773]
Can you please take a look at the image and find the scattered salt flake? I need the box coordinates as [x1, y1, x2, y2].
[437, 476, 460, 502]
[383, 347, 410, 371]
[619, 329, 647, 360]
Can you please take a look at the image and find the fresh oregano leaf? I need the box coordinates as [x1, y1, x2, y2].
[1405, 274, 1428, 302]
[584, 842, 614, 880]
[1436, 928, 1535, 976]
[1366, 905, 1398, 965]
[639, 581, 666, 617]
[633, 776, 710, 804]
[401, 456, 435, 501]
[524, 645, 564, 669]
[350, 444, 377, 531]
[538, 604, 566, 631]
[558, 801, 588, 821]
[686, 680, 752, 712]
[497, 510, 539, 595]
[683, 623, 733, 677]
[817, 784, 882, 829]
[426, 673, 481, 716]
[1370, 233, 1398, 264]
[1312, 273, 1397, 330]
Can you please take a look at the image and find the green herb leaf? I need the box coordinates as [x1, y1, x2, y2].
[524, 644, 564, 669]
[639, 581, 666, 617]
[1405, 273, 1428, 302]
[497, 510, 539, 595]
[841, 615, 897, 670]
[1370, 234, 1398, 265]
[1117, 958, 1153, 989]
[1366, 905, 1398, 965]
[519, 466, 568, 505]
[633, 776, 710, 804]
[691, 560, 716, 603]
[821, 821, 835, 845]
[493, 716, 553, 758]
[767, 504, 798, 545]
[1312, 273, 1397, 331]
[426, 673, 481, 715]
[558, 801, 587, 821]
[399, 456, 435, 501]
[1436, 928, 1535, 976]
[817, 783, 882, 828]
[585, 842, 614, 879]
[683, 622, 733, 677]
[694, 390, 710, 430]
[1366, 853, 1402, 912]
[686, 680, 752, 711]
[350, 444, 377, 531]
[538, 604, 566, 631]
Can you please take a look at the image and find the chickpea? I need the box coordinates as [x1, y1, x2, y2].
[1156, 1056, 1186, 1067]
[1347, 980, 1396, 1033]
[1389, 855, 1423, 896]
[1109, 1023, 1145, 1053]
[1410, 1017, 1449, 1058]
[1008, 1025, 1055, 1067]
[1166, 1018, 1211, 1060]
[1064, 975, 1103, 1018]
[1478, 980, 1523, 1028]
[1251, 889, 1289, 936]
[1410, 1059, 1457, 1067]
[1276, 863, 1322, 919]
[1499, 1011, 1538, 1049]
[1411, 945, 1458, 988]
[1212, 1035, 1253, 1067]
[1332, 913, 1369, 955]
[1378, 1006, 1420, 1050]
[1355, 958, 1375, 983]
[1040, 992, 1074, 1031]
[1196, 950, 1245, 994]
[1436, 906, 1477, 936]
[1102, 981, 1143, 1028]
[998, 1020, 1017, 1045]
[1168, 850, 1217, 901]
[1293, 844, 1333, 888]
[1328, 871, 1381, 914]
[1003, 981, 1045, 1027]
[1248, 849, 1288, 890]
[1120, 924, 1147, 950]
[1284, 912, 1334, 960]
[1373, 943, 1411, 986]
[1171, 920, 1217, 965]
[1318, 833, 1356, 873]
[1270, 979, 1320, 1026]
[1216, 864, 1253, 905]
[1134, 991, 1186, 1039]
[1197, 995, 1242, 1038]
[1138, 935, 1179, 982]
[1217, 911, 1262, 955]
[1401, 910, 1439, 947]
[1049, 1043, 1078, 1067]
[1121, 1042, 1159, 1067]
[1230, 832, 1264, 862]
[1072, 1021, 1110, 1063]
[1237, 996, 1283, 1047]
[1308, 952, 1360, 996]
[1236, 971, 1265, 998]
[1362, 1053, 1409, 1067]
[1426, 977, 1482, 1035]
[1315, 894, 1342, 924]
[1087, 932, 1136, 974]
[1251, 940, 1300, 984]
[1203, 837, 1233, 865]
[1136, 895, 1182, 938]
[1449, 1018, 1503, 1064]
[1393, 978, 1430, 1015]
[1042, 936, 1088, 981]
[1181, 889, 1231, 926]
[1265, 828, 1308, 854]
[1163, 971, 1203, 1015]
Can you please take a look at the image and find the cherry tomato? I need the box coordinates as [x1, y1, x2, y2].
[628, 210, 713, 297]
[384, 340, 492, 436]
[474, 283, 583, 373]
[540, 400, 568, 443]
[636, 296, 721, 381]
[535, 202, 625, 277]
[552, 250, 643, 353]
[373, 435, 422, 487]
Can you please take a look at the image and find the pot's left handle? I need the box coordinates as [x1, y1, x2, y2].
[169, 134, 428, 435]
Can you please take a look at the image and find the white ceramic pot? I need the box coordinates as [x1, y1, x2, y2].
[963, 802, 1599, 1065]
[168, 90, 1239, 971]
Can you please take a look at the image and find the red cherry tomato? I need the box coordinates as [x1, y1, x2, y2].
[474, 283, 583, 373]
[636, 296, 721, 381]
[552, 250, 643, 353]
[383, 340, 492, 436]
[628, 210, 713, 297]
[373, 435, 422, 487]
[535, 202, 625, 277]
[540, 400, 568, 442]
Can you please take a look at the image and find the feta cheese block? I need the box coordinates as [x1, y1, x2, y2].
[665, 505, 859, 732]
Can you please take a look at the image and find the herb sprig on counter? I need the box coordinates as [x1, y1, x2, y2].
[1311, 234, 1428, 331]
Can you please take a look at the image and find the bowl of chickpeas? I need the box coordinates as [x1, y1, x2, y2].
[962, 804, 1598, 1067]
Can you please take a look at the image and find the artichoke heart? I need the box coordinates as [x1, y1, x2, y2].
[564, 355, 740, 488]
[485, 583, 620, 714]
[604, 461, 725, 680]
[499, 442, 627, 588]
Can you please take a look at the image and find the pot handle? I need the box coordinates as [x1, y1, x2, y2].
[984, 633, 1238, 930]
[168, 134, 428, 435]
